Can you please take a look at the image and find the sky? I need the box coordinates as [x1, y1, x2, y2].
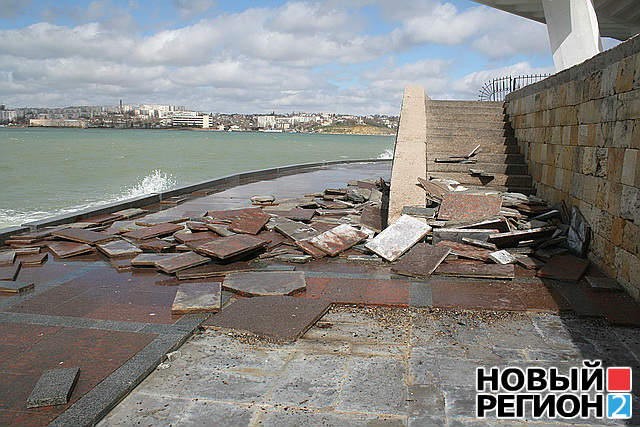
[0, 0, 620, 114]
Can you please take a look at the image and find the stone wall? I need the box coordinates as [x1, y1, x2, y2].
[505, 35, 640, 299]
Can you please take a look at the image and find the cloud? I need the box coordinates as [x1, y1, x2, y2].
[0, 0, 30, 19]
[173, 0, 217, 20]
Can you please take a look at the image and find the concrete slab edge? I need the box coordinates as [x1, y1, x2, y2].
[48, 313, 206, 427]
[0, 159, 390, 245]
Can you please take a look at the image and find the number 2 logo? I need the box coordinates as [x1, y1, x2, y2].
[607, 394, 632, 419]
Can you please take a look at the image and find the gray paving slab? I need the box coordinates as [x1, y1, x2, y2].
[171, 281, 221, 314]
[27, 367, 80, 408]
[222, 271, 306, 296]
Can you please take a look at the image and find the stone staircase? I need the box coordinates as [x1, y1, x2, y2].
[426, 100, 534, 194]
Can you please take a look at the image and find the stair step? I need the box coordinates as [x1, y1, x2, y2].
[427, 172, 533, 188]
[427, 163, 529, 174]
[428, 143, 521, 155]
[427, 127, 513, 137]
[427, 135, 517, 145]
[462, 185, 536, 195]
[428, 112, 505, 122]
[429, 120, 508, 131]
[429, 153, 525, 163]
[429, 100, 504, 109]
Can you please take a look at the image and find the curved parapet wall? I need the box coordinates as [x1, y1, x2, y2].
[0, 158, 391, 244]
[388, 86, 428, 223]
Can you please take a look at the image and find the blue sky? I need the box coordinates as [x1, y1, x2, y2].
[0, 0, 605, 113]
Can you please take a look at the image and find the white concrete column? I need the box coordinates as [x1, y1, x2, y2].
[542, 0, 602, 71]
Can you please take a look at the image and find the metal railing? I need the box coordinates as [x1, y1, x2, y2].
[479, 74, 550, 101]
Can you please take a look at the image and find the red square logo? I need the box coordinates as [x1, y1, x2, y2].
[607, 367, 632, 392]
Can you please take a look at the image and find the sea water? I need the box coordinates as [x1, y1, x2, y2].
[0, 127, 394, 228]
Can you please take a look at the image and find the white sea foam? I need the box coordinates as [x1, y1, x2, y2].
[377, 148, 394, 159]
[0, 170, 178, 228]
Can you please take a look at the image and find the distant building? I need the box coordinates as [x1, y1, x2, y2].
[257, 115, 276, 129]
[29, 118, 87, 128]
[0, 110, 17, 122]
[172, 111, 213, 128]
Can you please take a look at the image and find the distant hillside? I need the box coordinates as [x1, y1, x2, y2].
[316, 123, 396, 136]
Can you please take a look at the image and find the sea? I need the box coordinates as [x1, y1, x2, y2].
[0, 127, 394, 229]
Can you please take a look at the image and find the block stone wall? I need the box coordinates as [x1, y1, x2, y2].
[505, 35, 640, 299]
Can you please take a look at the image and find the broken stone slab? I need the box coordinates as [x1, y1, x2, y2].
[346, 187, 371, 203]
[229, 209, 271, 235]
[155, 251, 210, 274]
[176, 261, 252, 279]
[195, 234, 268, 260]
[160, 195, 190, 205]
[26, 367, 80, 408]
[567, 206, 590, 257]
[206, 223, 237, 237]
[280, 208, 316, 222]
[307, 224, 367, 257]
[251, 195, 275, 204]
[186, 221, 210, 232]
[417, 177, 448, 201]
[123, 222, 184, 240]
[488, 226, 556, 248]
[171, 281, 222, 314]
[0, 281, 34, 293]
[489, 250, 517, 265]
[174, 231, 219, 244]
[104, 220, 145, 235]
[51, 228, 116, 245]
[112, 207, 147, 219]
[204, 296, 331, 343]
[458, 218, 510, 233]
[534, 246, 569, 260]
[437, 194, 502, 222]
[46, 241, 94, 258]
[402, 206, 436, 218]
[516, 256, 546, 270]
[584, 276, 623, 292]
[19, 252, 48, 266]
[346, 255, 382, 262]
[131, 253, 177, 267]
[460, 237, 497, 250]
[365, 215, 431, 262]
[315, 208, 359, 216]
[110, 257, 134, 272]
[360, 205, 383, 232]
[531, 210, 560, 222]
[273, 253, 312, 263]
[436, 241, 491, 261]
[392, 243, 450, 278]
[537, 254, 589, 282]
[96, 240, 142, 258]
[223, 271, 306, 296]
[517, 219, 549, 230]
[273, 217, 319, 241]
[432, 228, 499, 244]
[369, 188, 383, 205]
[295, 240, 327, 258]
[136, 238, 176, 252]
[135, 216, 189, 226]
[14, 247, 41, 256]
[435, 263, 515, 279]
[0, 251, 16, 266]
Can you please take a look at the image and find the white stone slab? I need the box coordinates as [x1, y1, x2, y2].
[489, 250, 517, 265]
[364, 215, 431, 262]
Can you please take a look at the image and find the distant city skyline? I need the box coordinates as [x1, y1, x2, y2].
[0, 0, 620, 114]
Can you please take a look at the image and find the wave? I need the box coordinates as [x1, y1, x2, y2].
[0, 169, 178, 229]
[377, 148, 394, 159]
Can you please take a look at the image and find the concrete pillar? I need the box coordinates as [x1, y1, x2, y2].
[542, 0, 602, 71]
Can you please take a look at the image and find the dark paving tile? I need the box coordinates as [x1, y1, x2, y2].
[438, 194, 501, 221]
[431, 280, 527, 311]
[301, 276, 409, 306]
[203, 295, 330, 342]
[392, 243, 450, 278]
[537, 254, 590, 281]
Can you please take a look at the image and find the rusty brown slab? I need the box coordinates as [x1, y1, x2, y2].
[96, 240, 142, 258]
[229, 209, 271, 235]
[205, 223, 236, 237]
[14, 247, 41, 256]
[9, 227, 66, 242]
[516, 256, 546, 270]
[295, 240, 327, 258]
[257, 231, 292, 250]
[171, 281, 222, 314]
[436, 240, 491, 261]
[584, 276, 623, 291]
[123, 222, 184, 240]
[307, 224, 367, 257]
[195, 235, 267, 260]
[176, 261, 253, 279]
[18, 252, 48, 266]
[432, 228, 499, 244]
[206, 208, 256, 221]
[458, 218, 510, 233]
[136, 238, 176, 252]
[537, 255, 589, 282]
[203, 296, 331, 342]
[283, 208, 315, 222]
[223, 271, 306, 296]
[174, 231, 219, 244]
[154, 251, 210, 274]
[515, 203, 551, 215]
[0, 262, 21, 281]
[437, 194, 502, 222]
[435, 263, 515, 279]
[360, 205, 383, 232]
[131, 253, 177, 267]
[0, 251, 16, 266]
[84, 213, 124, 225]
[51, 228, 116, 245]
[135, 216, 189, 226]
[47, 241, 95, 258]
[316, 200, 351, 209]
[392, 243, 450, 278]
[489, 226, 556, 248]
[186, 221, 210, 232]
[0, 281, 34, 293]
[417, 177, 449, 201]
[110, 257, 135, 272]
